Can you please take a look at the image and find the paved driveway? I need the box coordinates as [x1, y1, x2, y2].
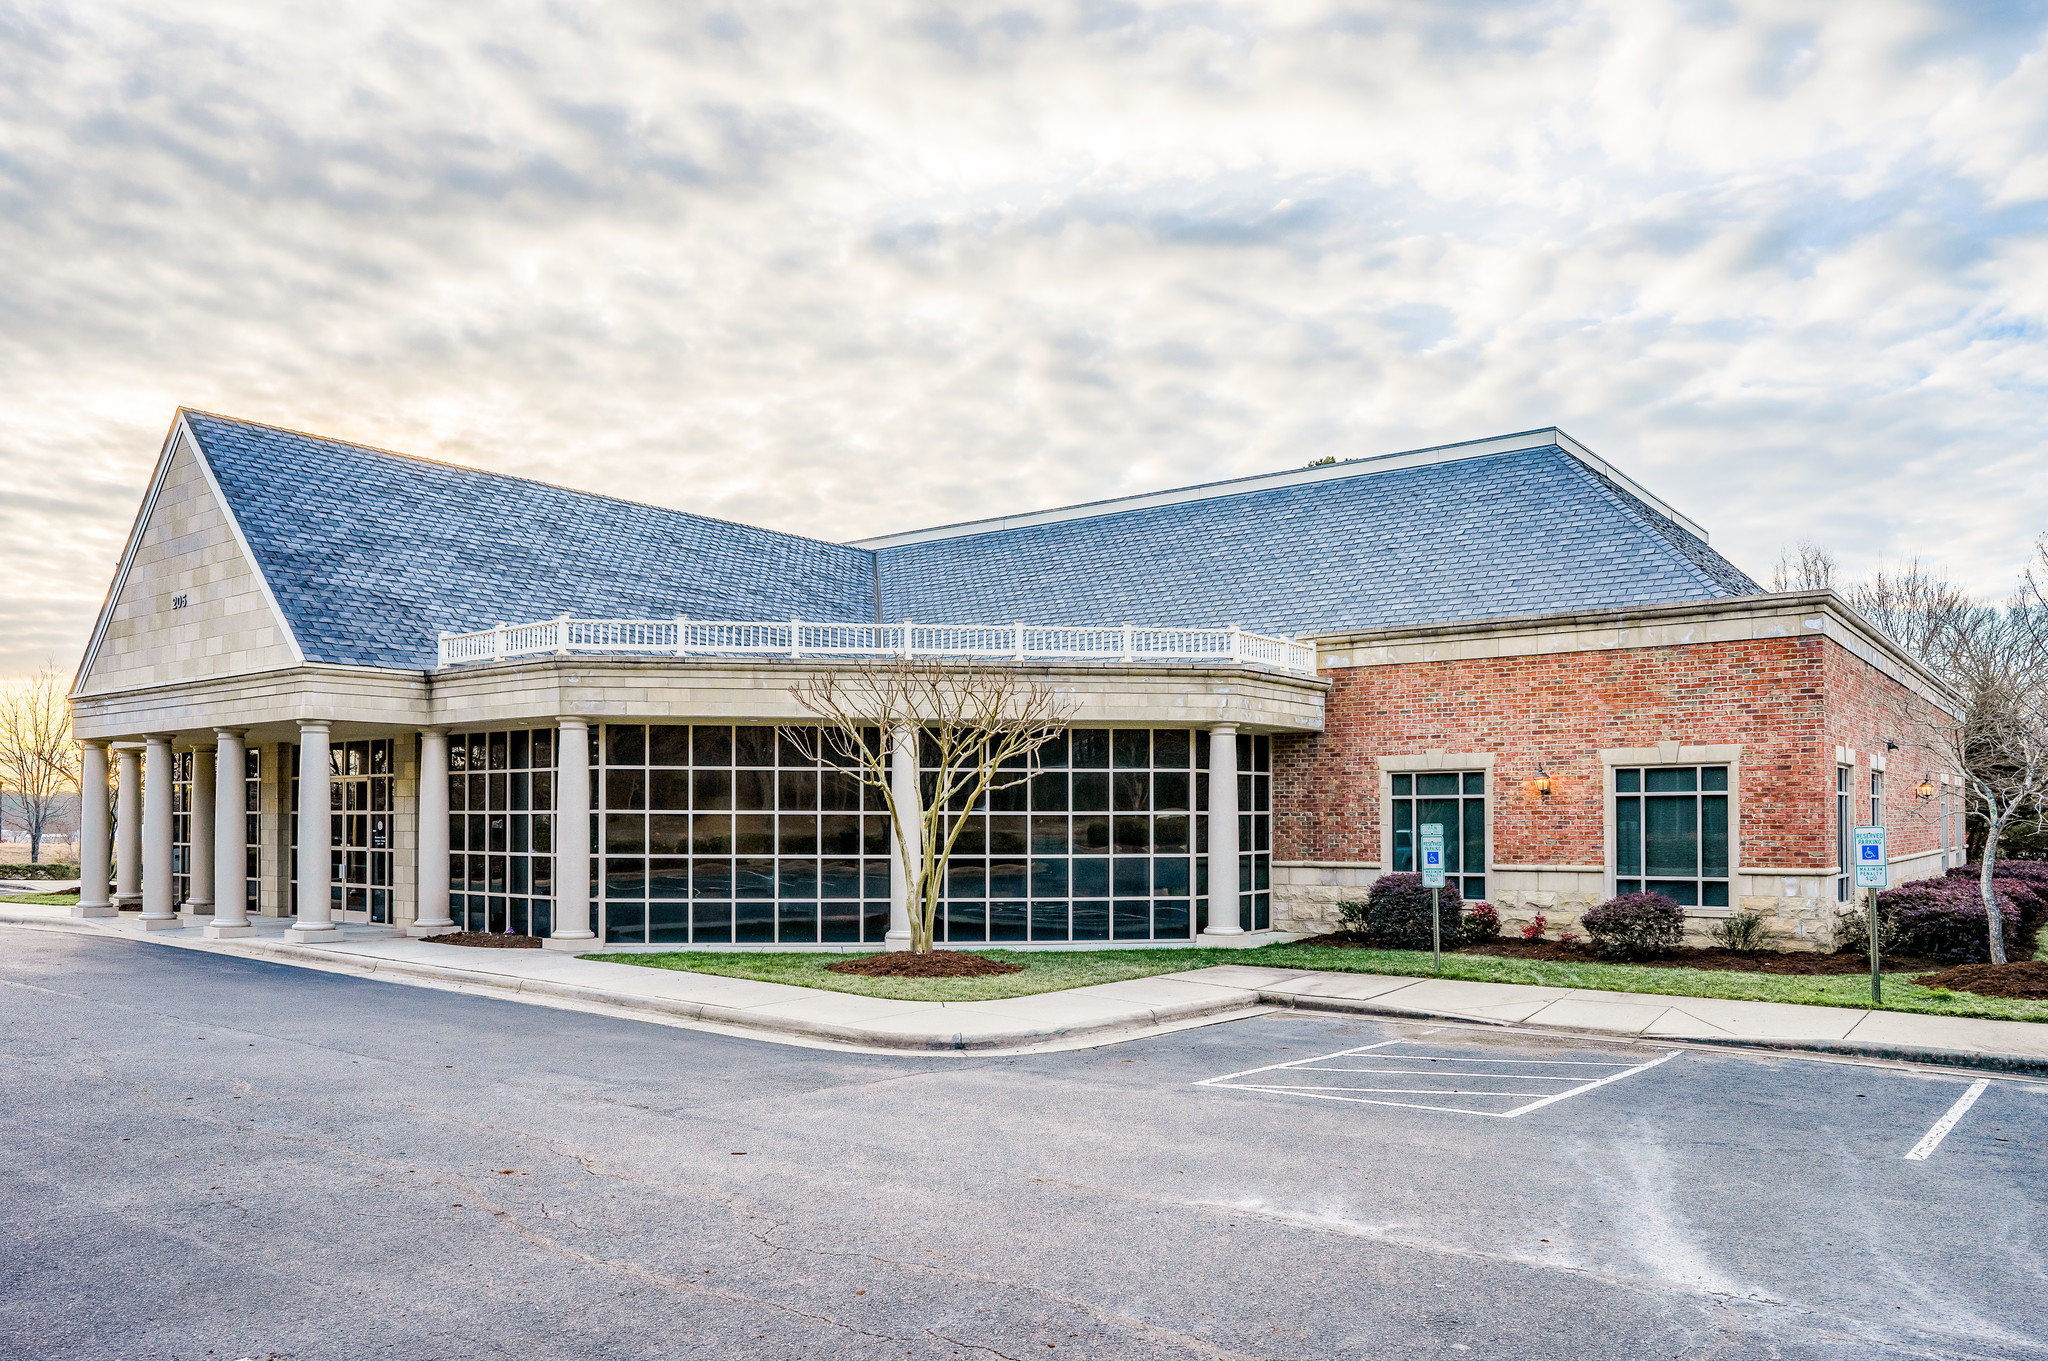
[4, 928, 2045, 1360]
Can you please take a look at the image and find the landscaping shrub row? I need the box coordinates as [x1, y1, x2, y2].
[0, 862, 80, 881]
[1834, 862, 2048, 965]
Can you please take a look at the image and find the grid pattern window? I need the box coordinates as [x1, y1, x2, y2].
[1614, 765, 1730, 907]
[244, 750, 262, 915]
[330, 739, 397, 924]
[930, 728, 1233, 943]
[596, 724, 890, 945]
[1836, 766, 1852, 903]
[1236, 733, 1272, 931]
[1870, 770, 1883, 828]
[449, 729, 556, 936]
[1389, 772, 1487, 901]
[169, 751, 194, 906]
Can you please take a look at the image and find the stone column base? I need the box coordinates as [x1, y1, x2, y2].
[407, 921, 460, 938]
[542, 934, 597, 953]
[69, 904, 118, 918]
[177, 908, 215, 927]
[1194, 931, 1248, 947]
[286, 922, 341, 941]
[884, 930, 914, 953]
[137, 916, 184, 932]
[204, 920, 256, 939]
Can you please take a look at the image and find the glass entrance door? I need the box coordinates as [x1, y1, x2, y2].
[330, 739, 397, 924]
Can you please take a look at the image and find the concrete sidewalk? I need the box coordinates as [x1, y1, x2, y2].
[6, 899, 2048, 1072]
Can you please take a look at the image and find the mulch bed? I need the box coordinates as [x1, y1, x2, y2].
[1292, 933, 1944, 976]
[432, 931, 544, 949]
[827, 951, 1024, 978]
[1913, 960, 2048, 1000]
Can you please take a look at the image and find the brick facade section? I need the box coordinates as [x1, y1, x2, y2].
[1274, 634, 1950, 880]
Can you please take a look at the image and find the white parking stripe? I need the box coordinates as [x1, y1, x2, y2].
[1904, 1079, 1991, 1161]
[1197, 1039, 1681, 1118]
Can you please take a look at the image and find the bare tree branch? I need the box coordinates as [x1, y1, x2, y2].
[1770, 538, 1838, 593]
[0, 666, 80, 864]
[787, 660, 1076, 954]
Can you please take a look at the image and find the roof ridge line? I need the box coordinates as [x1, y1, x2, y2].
[850, 427, 1706, 550]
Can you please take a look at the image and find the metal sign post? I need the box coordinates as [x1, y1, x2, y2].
[1421, 824, 1446, 973]
[1854, 825, 1888, 1004]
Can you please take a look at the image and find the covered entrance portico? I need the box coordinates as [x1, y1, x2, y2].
[68, 650, 1327, 952]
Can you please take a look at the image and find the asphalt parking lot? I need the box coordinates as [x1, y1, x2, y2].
[4, 927, 2046, 1360]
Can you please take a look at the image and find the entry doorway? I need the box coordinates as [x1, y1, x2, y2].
[290, 738, 398, 925]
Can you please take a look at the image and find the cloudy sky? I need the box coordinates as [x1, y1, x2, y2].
[4, 0, 2045, 680]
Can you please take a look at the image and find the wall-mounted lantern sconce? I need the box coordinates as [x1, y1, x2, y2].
[1918, 775, 1934, 800]
[1886, 740, 1899, 752]
[1533, 764, 1553, 798]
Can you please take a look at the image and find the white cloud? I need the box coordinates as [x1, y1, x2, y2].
[2, 0, 2045, 677]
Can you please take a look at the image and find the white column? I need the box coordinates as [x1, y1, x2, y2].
[113, 744, 143, 908]
[180, 744, 216, 922]
[206, 731, 253, 937]
[140, 734, 179, 930]
[543, 716, 594, 950]
[886, 724, 922, 952]
[73, 741, 114, 917]
[1198, 725, 1242, 941]
[410, 727, 456, 936]
[288, 721, 339, 939]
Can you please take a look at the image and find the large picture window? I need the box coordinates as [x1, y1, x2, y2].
[1614, 765, 1729, 907]
[1235, 733, 1272, 932]
[449, 729, 556, 937]
[331, 739, 396, 924]
[596, 724, 890, 945]
[1390, 771, 1486, 901]
[930, 727, 1230, 944]
[1835, 766, 1852, 903]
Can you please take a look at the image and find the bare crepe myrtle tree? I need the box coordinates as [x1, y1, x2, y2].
[0, 666, 80, 864]
[788, 660, 1076, 954]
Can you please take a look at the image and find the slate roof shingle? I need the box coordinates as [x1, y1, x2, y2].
[182, 414, 1761, 672]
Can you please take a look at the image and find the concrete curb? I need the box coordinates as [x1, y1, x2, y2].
[0, 912, 1257, 1053]
[8, 907, 2048, 1072]
[1259, 989, 2048, 1079]
[244, 938, 1261, 1052]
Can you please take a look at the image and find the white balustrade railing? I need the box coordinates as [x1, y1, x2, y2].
[436, 615, 1318, 674]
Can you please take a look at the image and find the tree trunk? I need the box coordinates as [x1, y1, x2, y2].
[1982, 826, 2008, 966]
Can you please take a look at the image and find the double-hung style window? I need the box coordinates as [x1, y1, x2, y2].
[1614, 765, 1729, 907]
[1870, 770, 1883, 830]
[1390, 772, 1487, 901]
[1835, 766, 1852, 903]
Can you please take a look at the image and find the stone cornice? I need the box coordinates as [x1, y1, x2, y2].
[1307, 591, 1959, 716]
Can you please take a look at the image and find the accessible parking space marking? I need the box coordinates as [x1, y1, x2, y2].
[1904, 1078, 1991, 1161]
[1196, 1037, 1681, 1117]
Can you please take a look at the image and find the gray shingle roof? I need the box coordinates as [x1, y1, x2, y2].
[871, 444, 1761, 635]
[186, 413, 875, 670]
[186, 413, 1758, 671]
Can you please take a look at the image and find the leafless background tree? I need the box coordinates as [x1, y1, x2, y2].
[0, 666, 81, 864]
[1787, 537, 2048, 964]
[790, 660, 1075, 954]
[1770, 538, 1838, 592]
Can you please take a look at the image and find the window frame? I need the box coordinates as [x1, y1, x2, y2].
[1387, 769, 1488, 902]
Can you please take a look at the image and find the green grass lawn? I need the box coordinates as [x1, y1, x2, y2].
[1, 892, 80, 906]
[588, 941, 2048, 1022]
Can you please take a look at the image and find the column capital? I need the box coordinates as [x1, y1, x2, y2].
[556, 714, 590, 729]
[213, 727, 247, 741]
[1209, 722, 1239, 734]
[297, 718, 332, 734]
[419, 724, 448, 736]
[111, 740, 146, 752]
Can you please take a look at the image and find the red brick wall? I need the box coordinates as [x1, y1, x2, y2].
[1821, 641, 1952, 862]
[1273, 633, 1947, 875]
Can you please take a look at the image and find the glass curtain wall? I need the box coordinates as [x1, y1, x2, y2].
[448, 729, 556, 936]
[1614, 765, 1730, 906]
[590, 723, 1269, 945]
[596, 724, 891, 945]
[1387, 771, 1486, 901]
